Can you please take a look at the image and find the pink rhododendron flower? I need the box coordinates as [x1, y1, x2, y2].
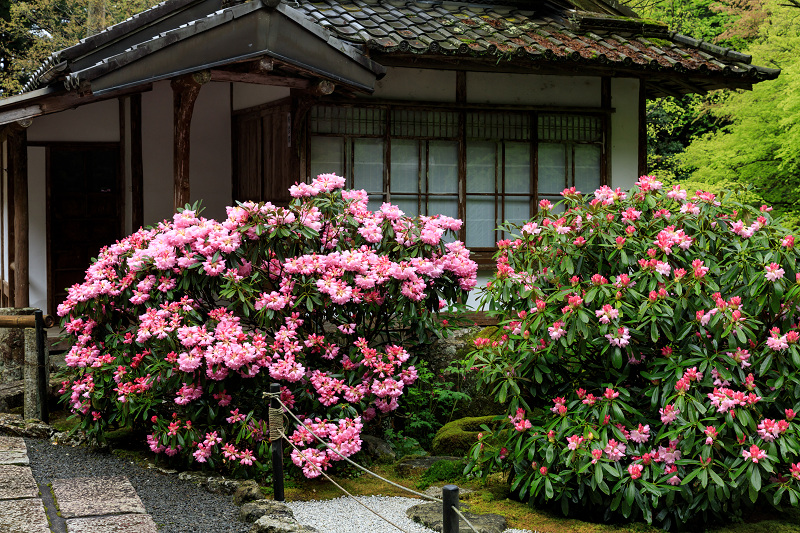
[765, 262, 785, 282]
[742, 444, 767, 463]
[604, 439, 626, 461]
[628, 463, 643, 480]
[629, 424, 650, 444]
[660, 404, 679, 424]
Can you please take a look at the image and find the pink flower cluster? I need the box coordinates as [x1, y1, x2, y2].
[57, 173, 476, 476]
[707, 387, 761, 414]
[289, 417, 363, 478]
[510, 408, 533, 430]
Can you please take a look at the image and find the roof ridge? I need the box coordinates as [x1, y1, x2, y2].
[669, 32, 751, 65]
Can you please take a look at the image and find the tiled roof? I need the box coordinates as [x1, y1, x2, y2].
[295, 0, 779, 95]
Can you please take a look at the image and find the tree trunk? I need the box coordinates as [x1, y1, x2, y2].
[86, 0, 106, 37]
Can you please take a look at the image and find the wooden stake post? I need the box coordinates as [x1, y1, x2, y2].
[443, 485, 459, 533]
[270, 382, 285, 501]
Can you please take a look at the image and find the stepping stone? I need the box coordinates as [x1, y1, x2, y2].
[0, 465, 39, 499]
[51, 476, 147, 518]
[0, 498, 50, 533]
[0, 436, 29, 465]
[66, 513, 159, 533]
[407, 501, 508, 533]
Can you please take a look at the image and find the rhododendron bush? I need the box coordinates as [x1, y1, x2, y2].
[57, 174, 477, 478]
[468, 177, 800, 529]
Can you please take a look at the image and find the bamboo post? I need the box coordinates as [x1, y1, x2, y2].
[270, 382, 285, 502]
[442, 485, 459, 533]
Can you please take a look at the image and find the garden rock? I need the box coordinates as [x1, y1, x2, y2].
[248, 514, 318, 533]
[406, 501, 506, 533]
[0, 413, 51, 439]
[234, 479, 263, 505]
[51, 431, 87, 447]
[431, 415, 499, 456]
[396, 455, 463, 477]
[240, 499, 295, 523]
[361, 434, 395, 462]
[206, 476, 242, 495]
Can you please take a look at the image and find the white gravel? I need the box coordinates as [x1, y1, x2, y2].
[285, 495, 535, 533]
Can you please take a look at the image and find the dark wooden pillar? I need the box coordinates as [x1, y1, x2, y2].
[638, 79, 648, 177]
[601, 76, 611, 186]
[171, 71, 210, 211]
[7, 124, 28, 308]
[130, 94, 144, 229]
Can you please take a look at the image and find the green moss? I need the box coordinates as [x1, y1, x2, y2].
[647, 37, 673, 48]
[417, 459, 467, 490]
[431, 415, 501, 456]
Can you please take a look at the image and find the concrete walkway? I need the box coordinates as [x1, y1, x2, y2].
[0, 436, 158, 533]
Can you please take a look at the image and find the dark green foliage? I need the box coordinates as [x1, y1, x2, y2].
[390, 359, 471, 451]
[417, 459, 467, 490]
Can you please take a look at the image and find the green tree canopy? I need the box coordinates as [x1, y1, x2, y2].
[680, 0, 800, 226]
[0, 0, 160, 97]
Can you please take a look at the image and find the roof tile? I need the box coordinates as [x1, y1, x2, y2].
[289, 0, 776, 92]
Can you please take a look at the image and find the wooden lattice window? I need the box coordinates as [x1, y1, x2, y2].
[308, 105, 606, 249]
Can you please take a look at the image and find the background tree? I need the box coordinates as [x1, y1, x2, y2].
[638, 0, 769, 182]
[680, 0, 800, 226]
[0, 0, 160, 97]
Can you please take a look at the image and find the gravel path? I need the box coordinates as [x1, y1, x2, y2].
[286, 495, 535, 533]
[24, 438, 249, 533]
[24, 438, 534, 533]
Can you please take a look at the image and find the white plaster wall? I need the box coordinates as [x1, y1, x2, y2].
[468, 73, 601, 107]
[232, 83, 290, 111]
[466, 272, 491, 310]
[371, 68, 457, 102]
[27, 146, 47, 314]
[141, 81, 232, 226]
[610, 77, 640, 191]
[27, 99, 119, 142]
[189, 82, 231, 221]
[141, 82, 174, 226]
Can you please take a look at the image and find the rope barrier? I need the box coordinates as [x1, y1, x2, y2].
[263, 391, 442, 503]
[268, 404, 286, 442]
[280, 432, 415, 533]
[451, 504, 481, 533]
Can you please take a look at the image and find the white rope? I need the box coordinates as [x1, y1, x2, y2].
[263, 391, 442, 503]
[451, 504, 481, 533]
[281, 433, 415, 533]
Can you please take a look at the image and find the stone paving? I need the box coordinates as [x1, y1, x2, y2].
[0, 436, 158, 532]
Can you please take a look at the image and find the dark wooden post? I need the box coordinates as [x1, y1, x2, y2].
[270, 382, 285, 501]
[442, 485, 459, 533]
[34, 310, 48, 423]
[7, 124, 28, 307]
[171, 71, 210, 212]
[601, 76, 611, 187]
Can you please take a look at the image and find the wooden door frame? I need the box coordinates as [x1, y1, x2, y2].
[34, 141, 123, 314]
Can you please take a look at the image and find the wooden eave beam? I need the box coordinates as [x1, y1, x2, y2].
[209, 69, 311, 89]
[670, 77, 709, 95]
[0, 84, 154, 126]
